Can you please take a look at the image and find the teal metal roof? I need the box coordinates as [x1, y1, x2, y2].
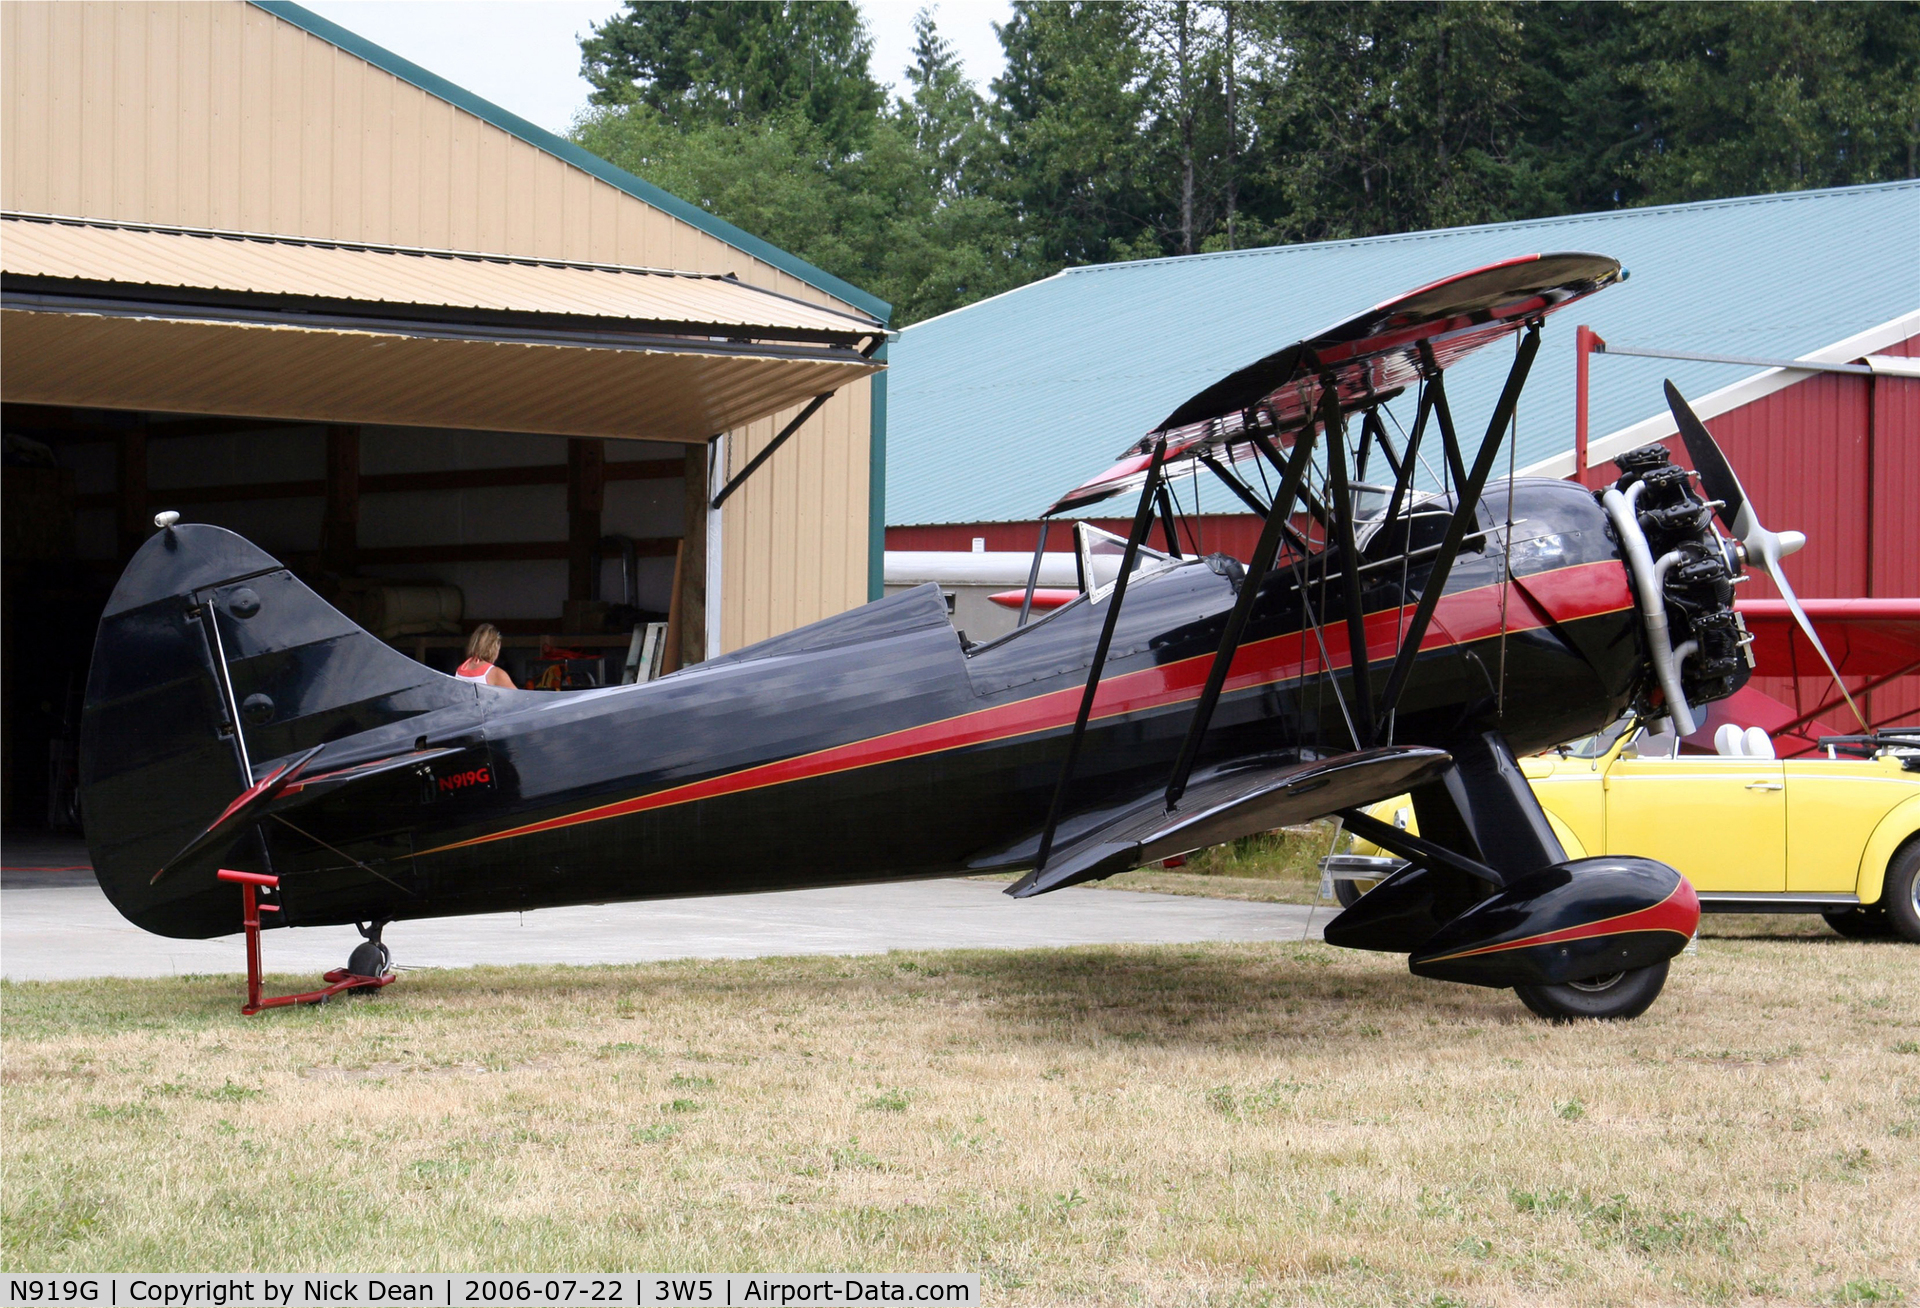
[251, 1, 890, 323]
[888, 182, 1919, 525]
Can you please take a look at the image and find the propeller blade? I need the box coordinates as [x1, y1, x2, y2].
[1663, 380, 1751, 538]
[1661, 380, 1863, 730]
[1753, 532, 1868, 730]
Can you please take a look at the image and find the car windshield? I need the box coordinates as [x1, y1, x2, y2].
[1559, 715, 1637, 759]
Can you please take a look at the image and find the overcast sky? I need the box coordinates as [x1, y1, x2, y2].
[301, 1, 1014, 138]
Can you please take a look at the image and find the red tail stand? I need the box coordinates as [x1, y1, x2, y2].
[216, 869, 395, 1015]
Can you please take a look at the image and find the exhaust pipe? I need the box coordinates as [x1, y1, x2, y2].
[1602, 480, 1697, 736]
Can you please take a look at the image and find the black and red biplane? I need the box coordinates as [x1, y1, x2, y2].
[81, 253, 1818, 1020]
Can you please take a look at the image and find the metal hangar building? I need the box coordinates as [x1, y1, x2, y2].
[1, 0, 890, 826]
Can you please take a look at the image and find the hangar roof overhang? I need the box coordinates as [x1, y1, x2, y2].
[0, 213, 886, 443]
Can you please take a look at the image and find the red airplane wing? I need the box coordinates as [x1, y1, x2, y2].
[1737, 598, 1920, 680]
[1047, 252, 1624, 517]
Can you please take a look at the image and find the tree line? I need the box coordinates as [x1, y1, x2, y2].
[571, 1, 1920, 324]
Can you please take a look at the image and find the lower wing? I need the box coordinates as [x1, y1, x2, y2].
[992, 746, 1453, 898]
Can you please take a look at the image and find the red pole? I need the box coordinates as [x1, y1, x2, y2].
[214, 867, 391, 1015]
[1574, 325, 1595, 485]
[219, 869, 278, 1016]
[244, 883, 262, 1013]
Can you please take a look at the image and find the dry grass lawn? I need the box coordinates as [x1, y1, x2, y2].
[4, 915, 1915, 1306]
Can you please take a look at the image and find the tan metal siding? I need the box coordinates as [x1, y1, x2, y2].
[720, 386, 870, 651]
[2, 2, 847, 302]
[2, 0, 880, 649]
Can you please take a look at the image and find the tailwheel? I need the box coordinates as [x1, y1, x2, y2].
[1514, 960, 1669, 1022]
[346, 921, 392, 980]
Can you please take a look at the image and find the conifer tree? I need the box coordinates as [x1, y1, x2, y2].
[570, 0, 1920, 324]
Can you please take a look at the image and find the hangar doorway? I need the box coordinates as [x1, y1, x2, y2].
[1, 214, 884, 830]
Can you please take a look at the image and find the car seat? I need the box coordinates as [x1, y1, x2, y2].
[1712, 723, 1777, 759]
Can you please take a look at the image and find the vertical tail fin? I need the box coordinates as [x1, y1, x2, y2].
[80, 524, 473, 937]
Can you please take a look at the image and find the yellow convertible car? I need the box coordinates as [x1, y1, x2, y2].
[1334, 724, 1920, 942]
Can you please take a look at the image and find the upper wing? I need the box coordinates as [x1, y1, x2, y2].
[991, 746, 1453, 898]
[1046, 253, 1623, 517]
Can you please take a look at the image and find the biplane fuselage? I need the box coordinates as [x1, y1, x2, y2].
[85, 478, 1637, 940]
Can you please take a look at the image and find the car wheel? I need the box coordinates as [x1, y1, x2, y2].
[1333, 877, 1380, 908]
[1822, 906, 1893, 940]
[1882, 838, 1920, 944]
[1513, 961, 1670, 1022]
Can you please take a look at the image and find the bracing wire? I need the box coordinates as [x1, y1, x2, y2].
[1168, 464, 1208, 557]
[1191, 460, 1205, 555]
[1165, 474, 1192, 553]
[1381, 384, 1426, 745]
[271, 814, 418, 898]
[1263, 424, 1359, 753]
[1389, 405, 1448, 506]
[1313, 457, 1338, 752]
[1299, 429, 1359, 751]
[1383, 400, 1446, 501]
[1496, 334, 1520, 720]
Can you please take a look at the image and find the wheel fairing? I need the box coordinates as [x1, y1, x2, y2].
[1409, 856, 1698, 988]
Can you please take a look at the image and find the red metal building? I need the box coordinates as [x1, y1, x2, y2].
[1564, 315, 1920, 742]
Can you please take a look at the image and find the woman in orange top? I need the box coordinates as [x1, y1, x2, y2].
[454, 623, 516, 688]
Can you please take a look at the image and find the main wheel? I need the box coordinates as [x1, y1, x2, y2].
[1514, 960, 1670, 1022]
[1823, 906, 1893, 940]
[1883, 838, 1920, 944]
[346, 939, 391, 978]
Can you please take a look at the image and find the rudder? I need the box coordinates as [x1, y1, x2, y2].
[79, 523, 474, 937]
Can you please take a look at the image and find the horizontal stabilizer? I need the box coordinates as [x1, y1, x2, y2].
[275, 744, 470, 801]
[151, 744, 325, 884]
[1005, 746, 1452, 898]
[151, 743, 470, 884]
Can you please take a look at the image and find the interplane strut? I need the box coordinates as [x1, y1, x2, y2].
[1033, 435, 1170, 871]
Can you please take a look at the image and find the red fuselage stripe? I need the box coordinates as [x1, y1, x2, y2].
[420, 560, 1632, 856]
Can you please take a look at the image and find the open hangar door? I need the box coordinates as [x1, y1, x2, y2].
[0, 214, 883, 829]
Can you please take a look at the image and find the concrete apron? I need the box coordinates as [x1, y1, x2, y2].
[2, 841, 1329, 981]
